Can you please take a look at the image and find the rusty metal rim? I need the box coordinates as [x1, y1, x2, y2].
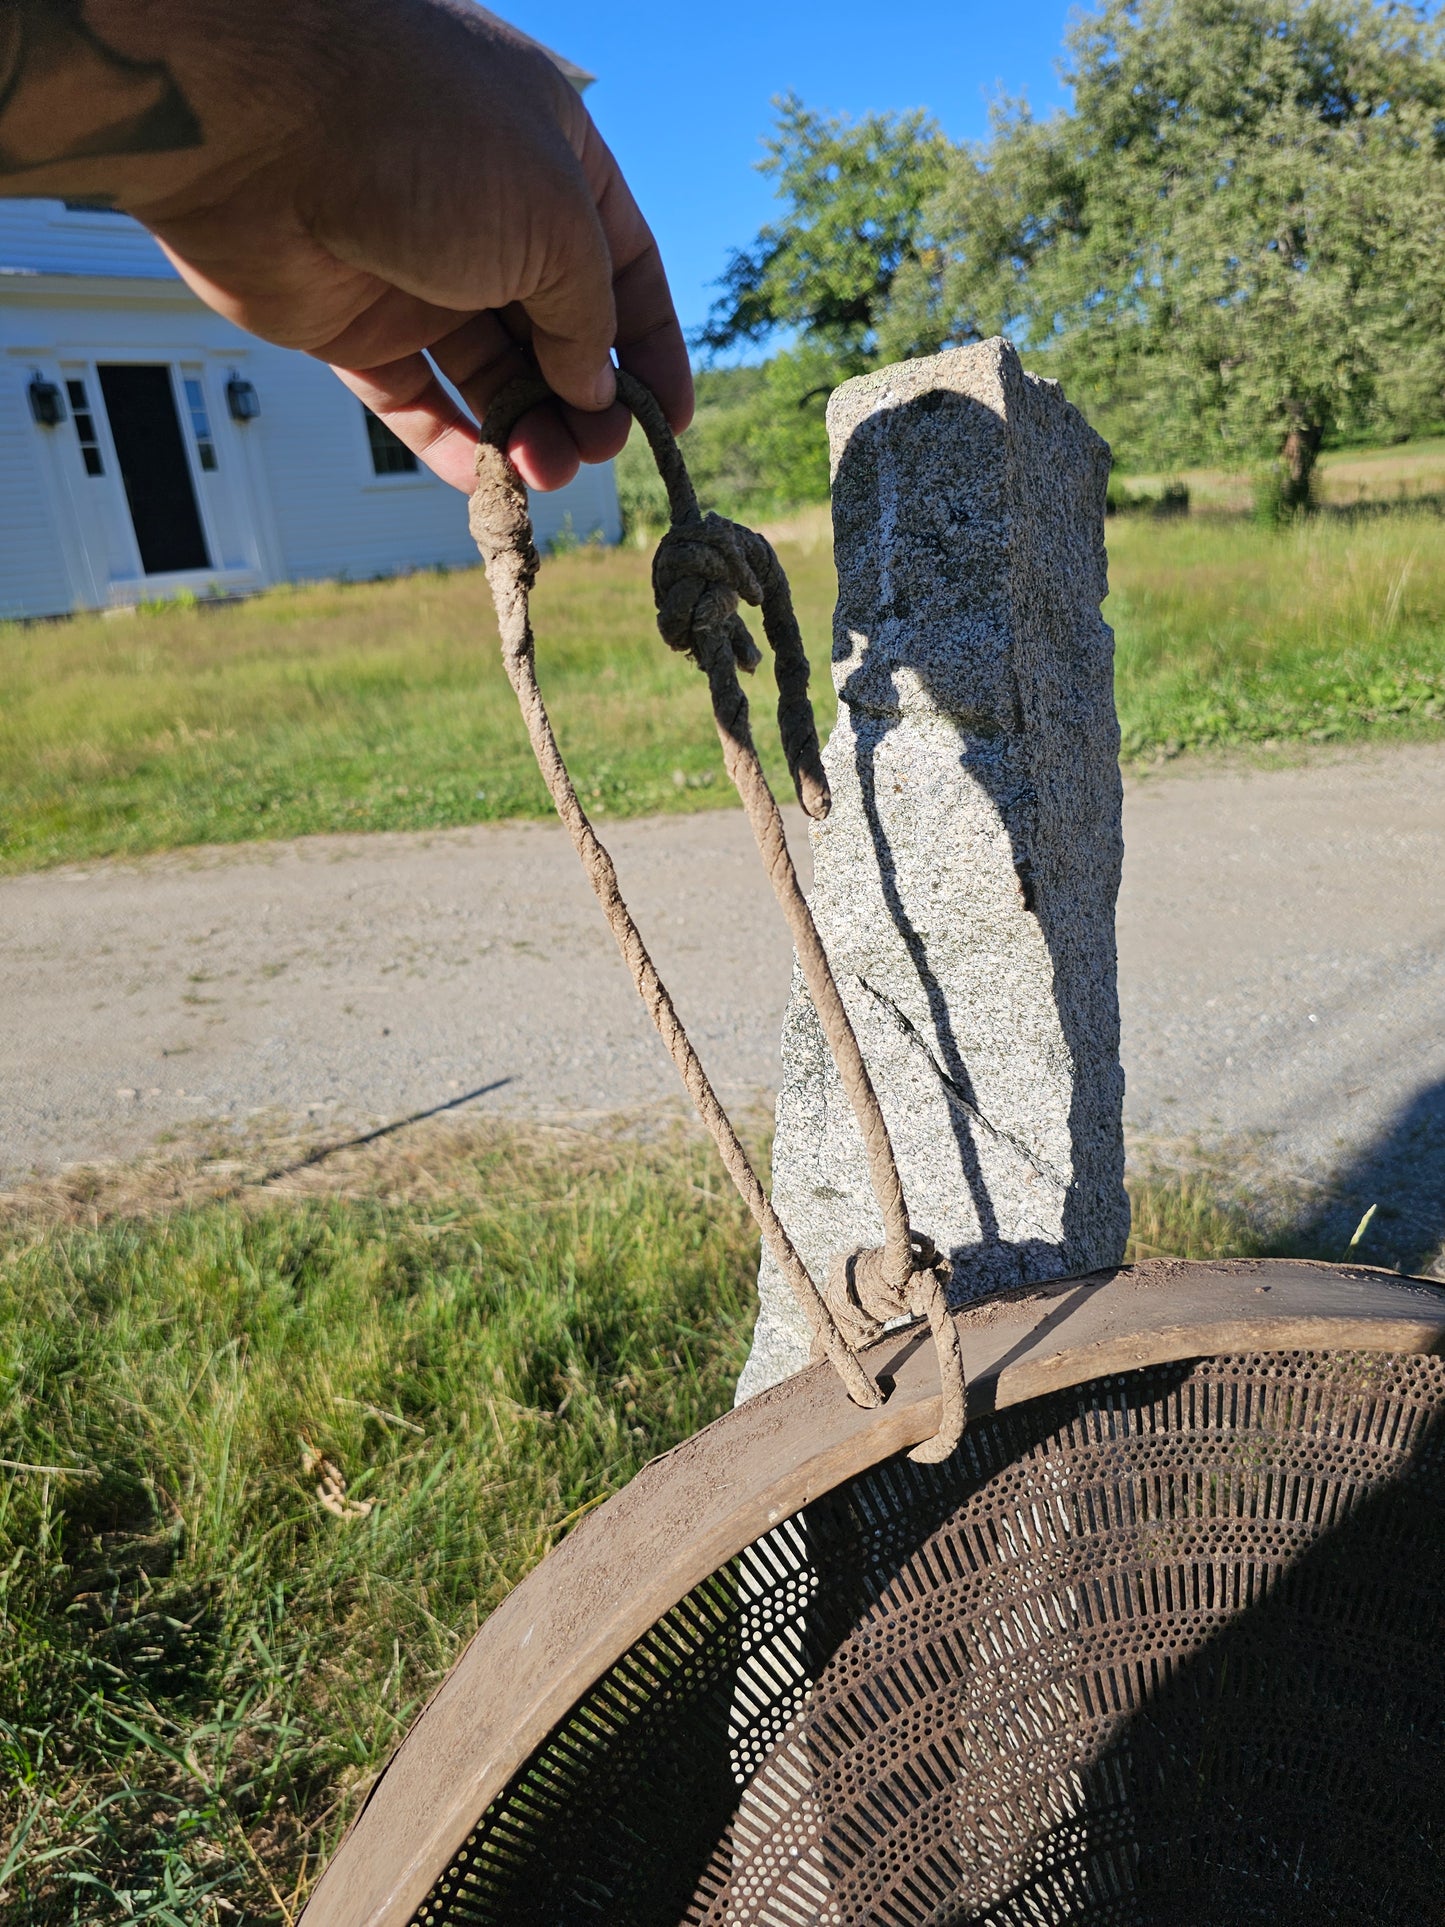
[298, 1257, 1445, 1927]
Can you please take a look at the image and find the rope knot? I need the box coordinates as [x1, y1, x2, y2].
[824, 1235, 945, 1345]
[652, 512, 770, 675]
[823, 1235, 967, 1464]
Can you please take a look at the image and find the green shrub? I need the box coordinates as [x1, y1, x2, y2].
[619, 347, 846, 533]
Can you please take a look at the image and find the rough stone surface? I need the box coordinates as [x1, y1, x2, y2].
[738, 338, 1129, 1402]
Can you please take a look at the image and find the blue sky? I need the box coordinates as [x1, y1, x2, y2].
[505, 0, 1078, 349]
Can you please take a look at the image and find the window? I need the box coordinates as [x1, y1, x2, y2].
[182, 376, 219, 471]
[65, 378, 104, 476]
[363, 406, 419, 476]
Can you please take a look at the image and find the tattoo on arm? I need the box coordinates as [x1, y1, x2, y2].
[0, 0, 200, 176]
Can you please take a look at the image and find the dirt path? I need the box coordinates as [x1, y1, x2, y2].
[4, 743, 1442, 1263]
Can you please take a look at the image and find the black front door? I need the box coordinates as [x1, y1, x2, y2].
[98, 364, 210, 576]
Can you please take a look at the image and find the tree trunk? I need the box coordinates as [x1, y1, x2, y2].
[1278, 417, 1323, 514]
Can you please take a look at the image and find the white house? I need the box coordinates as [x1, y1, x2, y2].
[0, 198, 622, 621]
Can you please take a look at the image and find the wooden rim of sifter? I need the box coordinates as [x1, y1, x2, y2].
[299, 1256, 1445, 1927]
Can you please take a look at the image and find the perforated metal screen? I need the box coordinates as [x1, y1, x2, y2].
[410, 1351, 1445, 1926]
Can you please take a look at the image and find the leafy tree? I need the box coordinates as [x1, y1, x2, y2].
[615, 346, 843, 530]
[697, 94, 950, 370]
[892, 0, 1445, 507]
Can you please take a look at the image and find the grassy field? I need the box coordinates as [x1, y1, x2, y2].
[1122, 433, 1445, 514]
[0, 1118, 1317, 1924]
[0, 552, 825, 876]
[1109, 509, 1444, 759]
[2, 486, 1443, 874]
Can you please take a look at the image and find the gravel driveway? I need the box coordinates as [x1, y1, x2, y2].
[3, 743, 1442, 1267]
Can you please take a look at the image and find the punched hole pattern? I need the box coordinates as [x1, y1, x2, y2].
[408, 1352, 1445, 1927]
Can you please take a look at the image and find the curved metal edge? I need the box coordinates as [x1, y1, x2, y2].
[299, 1258, 1445, 1927]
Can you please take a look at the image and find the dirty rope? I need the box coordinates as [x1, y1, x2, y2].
[472, 371, 965, 1464]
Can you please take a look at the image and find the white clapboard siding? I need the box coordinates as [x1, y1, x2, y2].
[0, 202, 621, 621]
[0, 350, 78, 615]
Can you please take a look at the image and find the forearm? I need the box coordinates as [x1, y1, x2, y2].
[0, 0, 367, 214]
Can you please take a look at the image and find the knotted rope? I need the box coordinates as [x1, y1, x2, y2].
[472, 371, 965, 1464]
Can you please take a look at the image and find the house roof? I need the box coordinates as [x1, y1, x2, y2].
[474, 8, 595, 89]
[0, 200, 176, 281]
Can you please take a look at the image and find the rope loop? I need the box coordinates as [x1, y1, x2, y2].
[473, 369, 967, 1465]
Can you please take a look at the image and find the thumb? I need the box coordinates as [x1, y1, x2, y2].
[520, 195, 619, 413]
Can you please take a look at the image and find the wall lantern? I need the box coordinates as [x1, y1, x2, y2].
[28, 375, 66, 426]
[225, 374, 260, 422]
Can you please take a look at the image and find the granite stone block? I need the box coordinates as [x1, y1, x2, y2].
[738, 338, 1129, 1401]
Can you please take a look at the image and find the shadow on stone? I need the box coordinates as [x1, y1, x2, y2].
[851, 728, 1009, 1260]
[824, 345, 1130, 1305]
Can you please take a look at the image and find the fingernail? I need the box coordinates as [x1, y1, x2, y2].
[590, 365, 617, 411]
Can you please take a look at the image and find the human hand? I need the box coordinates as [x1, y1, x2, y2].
[0, 0, 693, 490]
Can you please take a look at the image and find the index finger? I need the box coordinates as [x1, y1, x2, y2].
[572, 120, 694, 436]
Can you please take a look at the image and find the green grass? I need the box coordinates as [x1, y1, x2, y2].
[0, 550, 839, 875]
[1108, 512, 1445, 759]
[2, 496, 1443, 875]
[0, 1125, 759, 1924]
[0, 1119, 1341, 1922]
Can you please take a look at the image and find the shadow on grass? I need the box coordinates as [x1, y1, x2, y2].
[1128, 1077, 1445, 1283]
[1284, 1076, 1445, 1278]
[1319, 487, 1445, 524]
[252, 1075, 515, 1187]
